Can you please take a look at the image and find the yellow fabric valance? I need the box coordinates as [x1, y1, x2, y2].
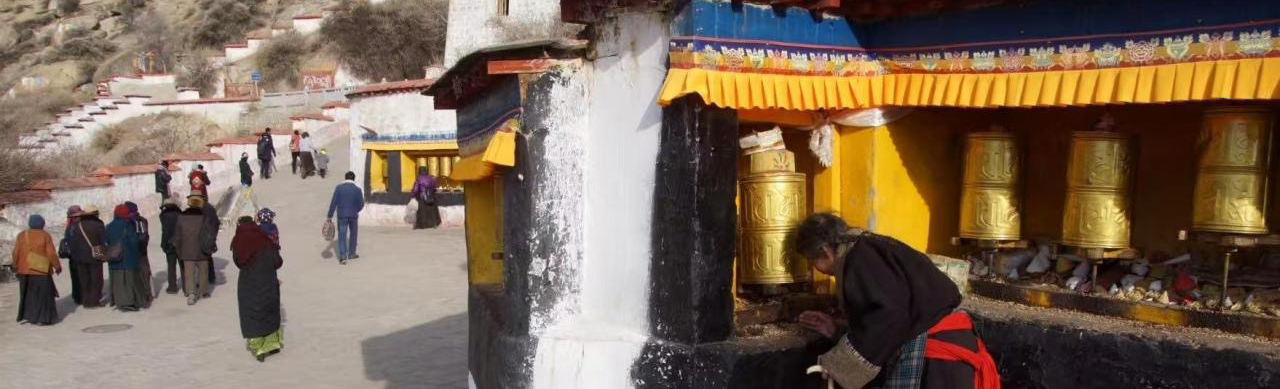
[361, 141, 458, 151]
[452, 131, 516, 181]
[658, 57, 1280, 110]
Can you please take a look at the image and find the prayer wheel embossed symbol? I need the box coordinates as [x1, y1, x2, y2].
[1193, 107, 1274, 234]
[1062, 131, 1132, 249]
[959, 132, 1021, 240]
[739, 163, 808, 285]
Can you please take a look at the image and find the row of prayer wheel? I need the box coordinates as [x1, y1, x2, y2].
[958, 107, 1275, 250]
[417, 156, 462, 191]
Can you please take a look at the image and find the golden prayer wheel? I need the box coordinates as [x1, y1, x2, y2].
[739, 149, 808, 285]
[1192, 107, 1275, 234]
[1061, 131, 1133, 249]
[958, 132, 1021, 241]
[440, 156, 453, 178]
[427, 156, 441, 178]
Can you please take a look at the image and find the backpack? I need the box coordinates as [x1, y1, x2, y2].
[257, 136, 270, 158]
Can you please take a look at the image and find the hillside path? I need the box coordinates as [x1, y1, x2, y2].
[0, 136, 467, 389]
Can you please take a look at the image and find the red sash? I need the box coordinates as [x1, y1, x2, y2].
[924, 312, 1001, 389]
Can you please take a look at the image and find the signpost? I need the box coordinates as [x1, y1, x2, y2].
[251, 70, 262, 97]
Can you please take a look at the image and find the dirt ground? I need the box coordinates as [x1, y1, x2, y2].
[0, 139, 468, 389]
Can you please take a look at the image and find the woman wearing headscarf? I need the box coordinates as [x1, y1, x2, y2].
[68, 206, 106, 308]
[12, 215, 62, 325]
[257, 208, 280, 248]
[60, 205, 82, 304]
[232, 216, 284, 361]
[409, 167, 441, 229]
[106, 204, 149, 311]
[793, 213, 999, 389]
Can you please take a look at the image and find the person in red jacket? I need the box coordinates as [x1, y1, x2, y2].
[189, 164, 211, 198]
[289, 130, 302, 175]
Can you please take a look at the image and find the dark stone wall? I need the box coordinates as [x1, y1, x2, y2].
[647, 96, 740, 345]
[971, 310, 1280, 389]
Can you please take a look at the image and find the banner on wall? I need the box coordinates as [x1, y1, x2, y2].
[301, 70, 336, 90]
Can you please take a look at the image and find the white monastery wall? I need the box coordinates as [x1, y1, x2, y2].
[444, 0, 562, 66]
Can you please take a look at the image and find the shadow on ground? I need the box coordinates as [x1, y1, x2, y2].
[361, 313, 467, 389]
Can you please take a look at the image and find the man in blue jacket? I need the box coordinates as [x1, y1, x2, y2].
[327, 171, 365, 265]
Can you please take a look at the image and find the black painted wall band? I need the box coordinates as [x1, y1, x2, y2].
[647, 96, 739, 345]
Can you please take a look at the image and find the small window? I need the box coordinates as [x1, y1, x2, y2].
[497, 0, 509, 16]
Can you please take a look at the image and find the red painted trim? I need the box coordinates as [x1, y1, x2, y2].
[488, 59, 557, 75]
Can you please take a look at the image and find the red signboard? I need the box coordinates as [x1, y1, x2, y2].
[302, 71, 335, 90]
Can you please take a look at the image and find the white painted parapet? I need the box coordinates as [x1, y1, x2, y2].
[292, 15, 325, 35]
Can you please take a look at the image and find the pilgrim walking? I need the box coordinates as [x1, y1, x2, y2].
[289, 130, 301, 175]
[68, 207, 106, 308]
[190, 165, 211, 198]
[59, 206, 82, 304]
[173, 196, 215, 305]
[12, 215, 62, 325]
[327, 171, 365, 264]
[155, 160, 172, 200]
[106, 204, 150, 311]
[794, 213, 1000, 389]
[201, 196, 221, 285]
[126, 201, 153, 298]
[240, 152, 254, 187]
[299, 132, 316, 179]
[232, 216, 285, 361]
[410, 167, 441, 229]
[159, 198, 183, 294]
[258, 128, 277, 179]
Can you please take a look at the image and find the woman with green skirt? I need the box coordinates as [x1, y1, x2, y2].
[231, 216, 284, 361]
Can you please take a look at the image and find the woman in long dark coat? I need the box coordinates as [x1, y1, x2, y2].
[409, 167, 441, 229]
[68, 207, 106, 308]
[232, 216, 283, 362]
[794, 213, 1000, 389]
[106, 204, 149, 311]
[12, 215, 62, 325]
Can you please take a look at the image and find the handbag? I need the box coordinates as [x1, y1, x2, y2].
[23, 233, 51, 275]
[322, 219, 335, 241]
[78, 223, 105, 261]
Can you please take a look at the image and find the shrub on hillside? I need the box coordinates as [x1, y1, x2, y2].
[256, 32, 305, 89]
[189, 0, 263, 48]
[321, 0, 447, 81]
[36, 146, 99, 180]
[0, 149, 55, 193]
[45, 35, 118, 63]
[92, 123, 129, 152]
[177, 52, 220, 97]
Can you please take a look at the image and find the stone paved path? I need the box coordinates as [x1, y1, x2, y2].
[0, 136, 467, 389]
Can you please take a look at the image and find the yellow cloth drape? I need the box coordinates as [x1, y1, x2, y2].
[658, 58, 1280, 110]
[452, 131, 517, 181]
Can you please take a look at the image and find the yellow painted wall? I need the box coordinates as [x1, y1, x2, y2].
[465, 177, 504, 285]
[400, 152, 416, 192]
[370, 152, 388, 192]
[871, 114, 963, 256]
